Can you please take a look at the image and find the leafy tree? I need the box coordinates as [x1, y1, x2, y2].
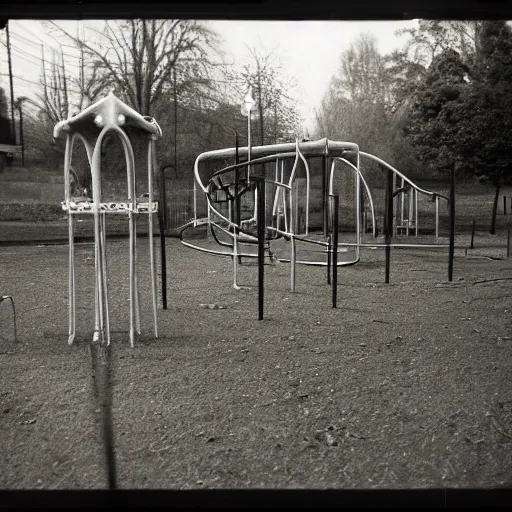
[404, 48, 470, 178]
[455, 21, 512, 233]
[314, 33, 416, 183]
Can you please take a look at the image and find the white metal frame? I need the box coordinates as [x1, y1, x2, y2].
[55, 93, 162, 347]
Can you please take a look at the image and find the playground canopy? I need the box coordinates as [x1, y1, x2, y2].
[53, 92, 162, 139]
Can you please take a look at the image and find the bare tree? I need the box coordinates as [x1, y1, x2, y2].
[230, 45, 301, 145]
[48, 19, 221, 117]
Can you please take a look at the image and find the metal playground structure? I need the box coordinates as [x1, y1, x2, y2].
[55, 92, 162, 347]
[181, 136, 454, 316]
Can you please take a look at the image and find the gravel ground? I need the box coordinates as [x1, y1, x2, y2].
[0, 235, 511, 490]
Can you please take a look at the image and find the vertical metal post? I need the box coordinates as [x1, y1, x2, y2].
[448, 165, 455, 282]
[322, 155, 328, 237]
[470, 218, 475, 250]
[400, 178, 405, 235]
[435, 196, 439, 241]
[356, 153, 361, 245]
[327, 233, 331, 286]
[392, 173, 397, 237]
[234, 132, 242, 265]
[415, 189, 418, 236]
[173, 66, 178, 180]
[18, 104, 24, 167]
[332, 194, 339, 308]
[507, 223, 511, 258]
[158, 166, 167, 310]
[385, 168, 393, 284]
[504, 196, 507, 216]
[256, 178, 265, 320]
[5, 23, 16, 144]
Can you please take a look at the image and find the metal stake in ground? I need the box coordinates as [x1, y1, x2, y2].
[470, 218, 476, 250]
[332, 194, 339, 308]
[234, 131, 242, 265]
[158, 165, 168, 310]
[326, 232, 331, 286]
[507, 222, 511, 258]
[255, 178, 266, 320]
[448, 165, 455, 282]
[384, 168, 393, 284]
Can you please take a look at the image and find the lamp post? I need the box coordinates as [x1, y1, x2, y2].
[241, 87, 255, 181]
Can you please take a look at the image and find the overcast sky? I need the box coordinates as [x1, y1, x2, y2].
[1, 19, 418, 130]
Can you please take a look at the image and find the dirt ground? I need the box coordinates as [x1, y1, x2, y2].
[0, 235, 511, 491]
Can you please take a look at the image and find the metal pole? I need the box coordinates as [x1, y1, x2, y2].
[18, 104, 24, 167]
[385, 168, 393, 284]
[322, 155, 328, 237]
[435, 196, 439, 241]
[504, 195, 507, 216]
[448, 165, 455, 282]
[507, 223, 511, 258]
[158, 166, 167, 310]
[470, 218, 475, 250]
[256, 178, 265, 320]
[247, 110, 252, 183]
[5, 24, 15, 145]
[234, 132, 242, 265]
[173, 66, 178, 180]
[332, 194, 339, 308]
[327, 233, 331, 285]
[415, 189, 418, 236]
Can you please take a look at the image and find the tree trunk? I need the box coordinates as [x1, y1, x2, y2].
[490, 178, 501, 235]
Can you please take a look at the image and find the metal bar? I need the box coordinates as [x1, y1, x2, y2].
[158, 165, 167, 310]
[327, 233, 331, 285]
[507, 223, 511, 258]
[148, 140, 158, 338]
[359, 151, 449, 202]
[400, 177, 405, 234]
[408, 187, 413, 236]
[448, 166, 456, 282]
[332, 194, 339, 308]
[68, 213, 75, 345]
[128, 210, 135, 347]
[435, 196, 439, 241]
[415, 189, 419, 237]
[392, 173, 397, 237]
[322, 155, 328, 237]
[100, 211, 110, 346]
[470, 218, 475, 250]
[504, 195, 507, 215]
[385, 168, 393, 283]
[256, 178, 265, 320]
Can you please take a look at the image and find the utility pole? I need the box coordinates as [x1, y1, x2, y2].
[17, 101, 24, 166]
[5, 21, 16, 144]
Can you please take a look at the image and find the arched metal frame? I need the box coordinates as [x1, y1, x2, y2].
[359, 152, 449, 241]
[185, 138, 451, 292]
[55, 93, 162, 348]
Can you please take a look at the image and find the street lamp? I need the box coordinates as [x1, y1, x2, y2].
[241, 87, 256, 222]
[241, 87, 255, 175]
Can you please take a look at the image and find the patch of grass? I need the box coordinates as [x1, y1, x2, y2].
[0, 203, 65, 222]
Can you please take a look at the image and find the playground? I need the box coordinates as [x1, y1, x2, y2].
[1, 237, 512, 489]
[1, 92, 512, 491]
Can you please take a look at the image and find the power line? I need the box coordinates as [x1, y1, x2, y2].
[0, 72, 85, 95]
[8, 37, 82, 66]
